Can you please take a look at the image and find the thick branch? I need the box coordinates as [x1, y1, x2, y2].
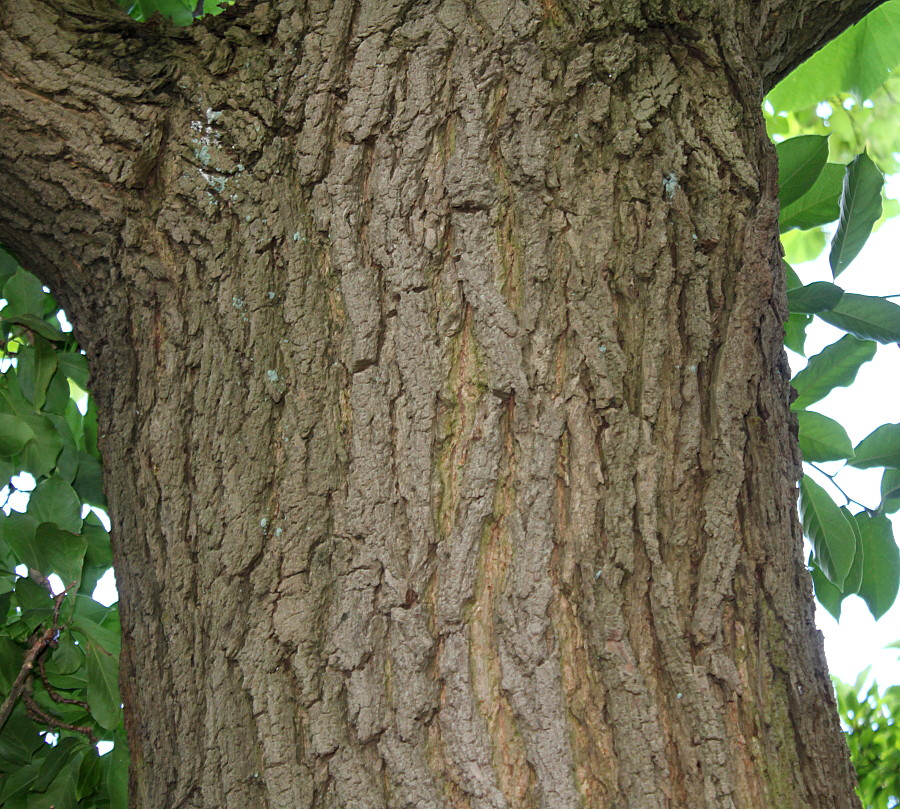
[758, 0, 888, 91]
[0, 1, 179, 302]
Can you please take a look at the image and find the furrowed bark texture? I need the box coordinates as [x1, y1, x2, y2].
[0, 1, 868, 807]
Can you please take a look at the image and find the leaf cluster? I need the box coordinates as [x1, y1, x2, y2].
[835, 665, 900, 809]
[775, 142, 900, 621]
[766, 2, 900, 623]
[0, 251, 125, 809]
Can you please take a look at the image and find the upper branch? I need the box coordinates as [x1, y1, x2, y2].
[0, 0, 184, 300]
[757, 0, 888, 92]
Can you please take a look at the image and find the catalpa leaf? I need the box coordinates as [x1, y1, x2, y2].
[28, 477, 83, 534]
[784, 312, 812, 355]
[799, 475, 856, 588]
[0, 412, 34, 456]
[880, 469, 900, 514]
[818, 293, 900, 343]
[797, 411, 854, 462]
[86, 642, 121, 731]
[853, 512, 900, 620]
[841, 508, 864, 595]
[830, 154, 884, 277]
[786, 281, 844, 314]
[777, 135, 829, 206]
[779, 164, 844, 231]
[849, 423, 900, 469]
[790, 334, 876, 410]
[809, 555, 844, 620]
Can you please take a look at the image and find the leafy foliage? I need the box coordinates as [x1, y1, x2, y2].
[767, 8, 900, 621]
[835, 668, 900, 809]
[115, 0, 232, 25]
[0, 251, 124, 808]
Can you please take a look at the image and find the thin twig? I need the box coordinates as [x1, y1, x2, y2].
[22, 680, 97, 744]
[0, 580, 82, 735]
[808, 463, 872, 512]
[0, 626, 56, 732]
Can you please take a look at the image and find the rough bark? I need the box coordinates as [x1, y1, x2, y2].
[0, 1, 879, 807]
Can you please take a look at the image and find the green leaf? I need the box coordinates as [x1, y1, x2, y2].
[20, 415, 64, 477]
[790, 334, 876, 410]
[1, 511, 86, 587]
[31, 751, 81, 809]
[73, 452, 106, 508]
[839, 507, 864, 595]
[86, 643, 121, 730]
[17, 340, 57, 410]
[34, 523, 88, 589]
[28, 478, 83, 534]
[0, 413, 35, 456]
[809, 555, 844, 620]
[71, 595, 120, 655]
[779, 163, 844, 231]
[767, 2, 900, 111]
[799, 475, 857, 588]
[849, 423, 900, 469]
[818, 292, 900, 343]
[786, 281, 844, 314]
[56, 353, 89, 391]
[784, 312, 812, 355]
[879, 469, 900, 514]
[854, 512, 900, 619]
[2, 269, 45, 320]
[0, 705, 43, 766]
[797, 411, 855, 461]
[777, 135, 829, 206]
[2, 314, 67, 343]
[107, 733, 129, 808]
[76, 751, 102, 801]
[0, 638, 25, 692]
[829, 153, 884, 276]
[49, 631, 84, 675]
[33, 737, 83, 792]
[0, 246, 19, 286]
[42, 370, 72, 417]
[780, 226, 827, 262]
[783, 261, 802, 291]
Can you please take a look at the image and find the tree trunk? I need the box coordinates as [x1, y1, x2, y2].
[0, 1, 880, 807]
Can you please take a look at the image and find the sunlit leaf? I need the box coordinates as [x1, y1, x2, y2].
[767, 1, 900, 110]
[779, 163, 844, 231]
[777, 135, 829, 206]
[797, 411, 854, 461]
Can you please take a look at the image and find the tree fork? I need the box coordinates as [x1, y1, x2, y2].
[0, 1, 883, 807]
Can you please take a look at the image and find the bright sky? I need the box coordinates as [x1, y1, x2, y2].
[787, 204, 900, 689]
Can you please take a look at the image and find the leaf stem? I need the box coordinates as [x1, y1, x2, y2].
[808, 462, 872, 512]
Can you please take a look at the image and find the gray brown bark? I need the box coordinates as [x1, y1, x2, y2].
[0, 1, 877, 807]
